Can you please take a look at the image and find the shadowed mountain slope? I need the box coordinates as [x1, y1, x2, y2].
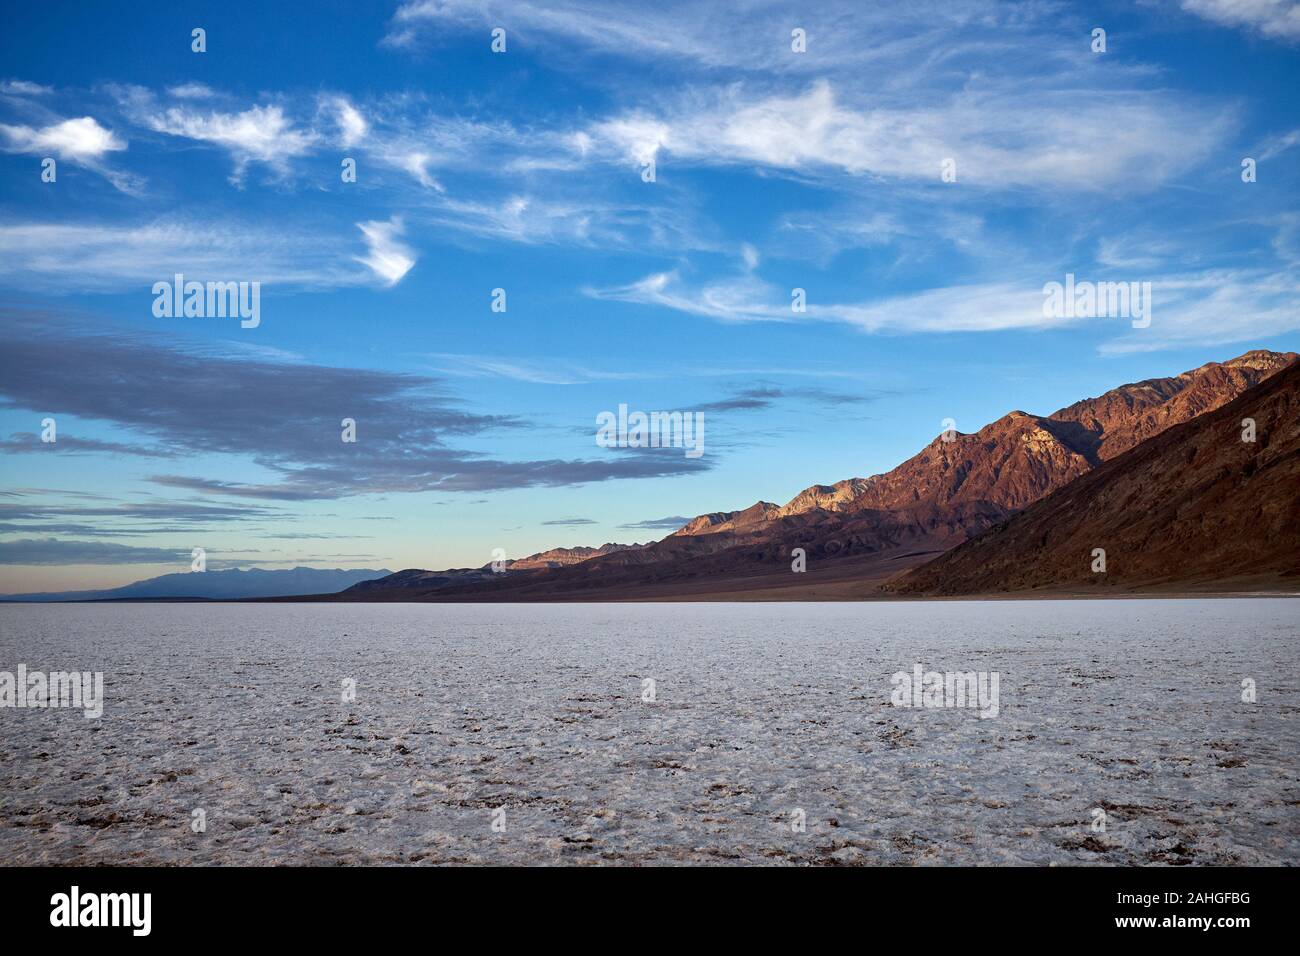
[890, 360, 1300, 594]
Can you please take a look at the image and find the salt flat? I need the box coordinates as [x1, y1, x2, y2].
[0, 600, 1296, 865]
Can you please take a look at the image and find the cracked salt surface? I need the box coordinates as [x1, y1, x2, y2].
[1, 599, 1296, 866]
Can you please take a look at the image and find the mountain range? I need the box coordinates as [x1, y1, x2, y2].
[341, 544, 643, 595]
[1, 566, 392, 602]
[333, 348, 1297, 601]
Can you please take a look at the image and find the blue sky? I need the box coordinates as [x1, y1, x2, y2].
[1, 0, 1298, 592]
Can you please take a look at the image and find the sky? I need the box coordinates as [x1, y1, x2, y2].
[0, 0, 1298, 593]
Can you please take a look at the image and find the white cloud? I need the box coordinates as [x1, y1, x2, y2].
[329, 97, 368, 148]
[1258, 127, 1300, 160]
[377, 4, 1232, 196]
[167, 82, 216, 99]
[0, 220, 376, 290]
[127, 95, 318, 184]
[355, 112, 544, 187]
[1100, 269, 1300, 353]
[397, 151, 443, 190]
[432, 194, 576, 243]
[0, 116, 138, 192]
[0, 79, 53, 96]
[425, 192, 714, 252]
[588, 268, 1059, 332]
[381, 0, 1007, 74]
[383, 0, 727, 58]
[1096, 236, 1186, 270]
[354, 217, 416, 285]
[591, 259, 1300, 351]
[592, 115, 671, 166]
[585, 80, 1230, 191]
[1181, 0, 1300, 40]
[0, 116, 124, 161]
[588, 268, 792, 325]
[84, 14, 1227, 206]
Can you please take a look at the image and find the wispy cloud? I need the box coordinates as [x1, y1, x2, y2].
[0, 79, 53, 96]
[166, 82, 216, 100]
[1181, 0, 1300, 41]
[383, 0, 740, 58]
[382, 1, 1234, 195]
[355, 216, 417, 285]
[0, 219, 399, 291]
[584, 79, 1230, 192]
[147, 475, 342, 502]
[0, 495, 287, 542]
[428, 353, 646, 385]
[118, 87, 319, 184]
[620, 515, 690, 531]
[1258, 127, 1300, 161]
[0, 538, 193, 566]
[697, 386, 883, 411]
[382, 0, 1046, 74]
[1100, 269, 1300, 353]
[586, 269, 788, 325]
[0, 432, 177, 458]
[591, 260, 1300, 347]
[326, 95, 368, 148]
[423, 192, 713, 252]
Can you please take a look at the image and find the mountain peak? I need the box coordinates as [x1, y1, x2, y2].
[504, 542, 644, 570]
[657, 349, 1296, 560]
[1216, 349, 1299, 371]
[1051, 348, 1296, 460]
[893, 359, 1300, 594]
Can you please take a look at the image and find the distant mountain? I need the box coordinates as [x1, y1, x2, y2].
[890, 358, 1300, 594]
[2, 566, 393, 602]
[335, 349, 1296, 601]
[341, 543, 644, 595]
[340, 567, 497, 596]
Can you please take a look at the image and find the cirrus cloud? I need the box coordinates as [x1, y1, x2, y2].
[355, 216, 417, 285]
[1181, 0, 1300, 40]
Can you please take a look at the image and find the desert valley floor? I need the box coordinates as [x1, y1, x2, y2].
[1, 600, 1296, 865]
